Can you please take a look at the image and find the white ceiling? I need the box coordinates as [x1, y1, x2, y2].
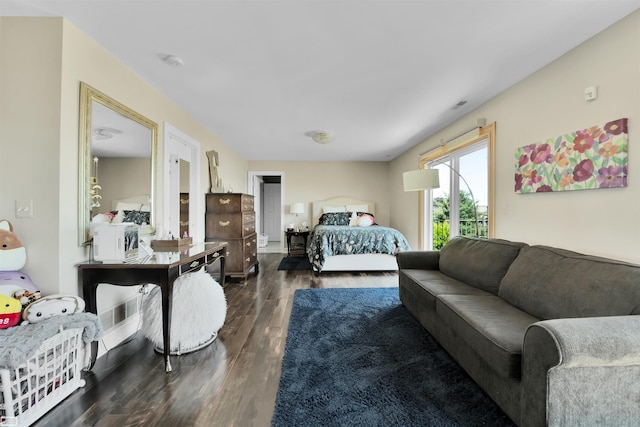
[2, 0, 639, 161]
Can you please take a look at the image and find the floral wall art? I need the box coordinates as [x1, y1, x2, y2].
[515, 118, 628, 193]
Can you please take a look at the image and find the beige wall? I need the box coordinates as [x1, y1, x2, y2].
[1, 17, 247, 308]
[1, 18, 66, 296]
[391, 10, 640, 261]
[247, 161, 391, 228]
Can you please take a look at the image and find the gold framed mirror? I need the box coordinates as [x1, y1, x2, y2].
[78, 82, 158, 245]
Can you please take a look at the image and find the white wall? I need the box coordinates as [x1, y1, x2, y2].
[391, 10, 640, 262]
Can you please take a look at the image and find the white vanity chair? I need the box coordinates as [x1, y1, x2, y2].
[141, 266, 227, 355]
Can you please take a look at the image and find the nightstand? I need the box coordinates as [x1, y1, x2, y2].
[285, 230, 310, 257]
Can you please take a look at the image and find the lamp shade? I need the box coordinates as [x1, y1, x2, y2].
[403, 169, 440, 191]
[291, 203, 305, 214]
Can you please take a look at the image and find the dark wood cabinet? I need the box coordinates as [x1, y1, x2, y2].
[205, 193, 258, 279]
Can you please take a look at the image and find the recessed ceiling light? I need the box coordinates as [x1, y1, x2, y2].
[159, 54, 184, 67]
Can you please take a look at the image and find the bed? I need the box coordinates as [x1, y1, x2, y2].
[308, 197, 411, 273]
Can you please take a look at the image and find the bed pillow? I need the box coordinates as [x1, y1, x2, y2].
[318, 212, 351, 226]
[123, 210, 150, 225]
[323, 206, 346, 213]
[348, 211, 359, 226]
[357, 213, 375, 227]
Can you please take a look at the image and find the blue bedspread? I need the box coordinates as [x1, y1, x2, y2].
[308, 225, 411, 272]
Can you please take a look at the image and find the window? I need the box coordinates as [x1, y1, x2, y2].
[417, 124, 495, 249]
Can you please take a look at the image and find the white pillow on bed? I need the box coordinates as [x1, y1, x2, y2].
[323, 206, 346, 213]
[346, 204, 369, 214]
[357, 213, 375, 227]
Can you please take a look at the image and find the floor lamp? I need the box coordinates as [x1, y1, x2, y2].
[403, 166, 480, 238]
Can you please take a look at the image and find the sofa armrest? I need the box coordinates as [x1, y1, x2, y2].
[396, 250, 440, 270]
[521, 316, 640, 427]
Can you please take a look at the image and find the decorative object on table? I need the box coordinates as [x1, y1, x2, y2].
[150, 237, 193, 249]
[272, 288, 513, 427]
[141, 267, 227, 355]
[515, 118, 628, 193]
[0, 219, 27, 271]
[206, 149, 224, 193]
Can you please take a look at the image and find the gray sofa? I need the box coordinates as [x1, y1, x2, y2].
[397, 236, 640, 426]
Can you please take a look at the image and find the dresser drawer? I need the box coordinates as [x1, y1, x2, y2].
[207, 212, 255, 238]
[206, 193, 254, 213]
[241, 236, 258, 272]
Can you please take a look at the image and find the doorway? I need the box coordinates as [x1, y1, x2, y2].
[248, 171, 285, 253]
[163, 123, 201, 241]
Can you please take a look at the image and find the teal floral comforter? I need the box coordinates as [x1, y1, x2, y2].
[308, 225, 411, 272]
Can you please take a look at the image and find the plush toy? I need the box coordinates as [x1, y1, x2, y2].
[0, 293, 22, 329]
[22, 294, 85, 325]
[0, 270, 38, 298]
[13, 288, 42, 310]
[0, 219, 27, 271]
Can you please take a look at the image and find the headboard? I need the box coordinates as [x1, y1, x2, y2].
[111, 194, 151, 212]
[311, 196, 375, 226]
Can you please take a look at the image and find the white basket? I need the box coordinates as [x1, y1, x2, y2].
[258, 234, 268, 247]
[0, 327, 88, 427]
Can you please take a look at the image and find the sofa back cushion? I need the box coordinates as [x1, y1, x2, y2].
[499, 245, 640, 319]
[439, 237, 527, 294]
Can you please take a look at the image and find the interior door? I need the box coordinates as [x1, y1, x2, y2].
[263, 183, 281, 241]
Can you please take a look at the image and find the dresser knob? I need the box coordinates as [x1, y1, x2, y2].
[190, 261, 199, 268]
[219, 199, 231, 205]
[219, 220, 230, 227]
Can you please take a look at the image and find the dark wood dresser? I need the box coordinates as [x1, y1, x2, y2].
[205, 193, 259, 279]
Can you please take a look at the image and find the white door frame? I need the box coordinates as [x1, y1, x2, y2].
[163, 123, 202, 241]
[248, 170, 285, 252]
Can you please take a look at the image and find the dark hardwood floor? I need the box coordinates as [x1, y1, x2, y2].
[33, 253, 399, 427]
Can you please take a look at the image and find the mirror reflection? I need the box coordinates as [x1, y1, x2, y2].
[78, 82, 158, 245]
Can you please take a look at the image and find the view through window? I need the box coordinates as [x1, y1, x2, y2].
[425, 141, 488, 249]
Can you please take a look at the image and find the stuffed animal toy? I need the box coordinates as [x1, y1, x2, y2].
[13, 288, 42, 310]
[0, 219, 27, 271]
[0, 293, 22, 329]
[21, 294, 85, 325]
[0, 270, 38, 298]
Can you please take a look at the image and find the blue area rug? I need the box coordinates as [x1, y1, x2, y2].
[272, 288, 515, 427]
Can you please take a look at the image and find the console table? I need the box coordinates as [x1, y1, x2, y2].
[78, 241, 227, 373]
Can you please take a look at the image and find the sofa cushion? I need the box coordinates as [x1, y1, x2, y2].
[437, 294, 539, 379]
[499, 245, 640, 320]
[400, 269, 492, 308]
[439, 237, 528, 294]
